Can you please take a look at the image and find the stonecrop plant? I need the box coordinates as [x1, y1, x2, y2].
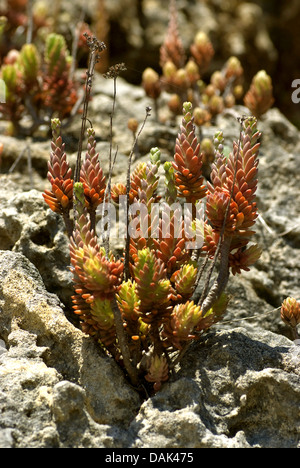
[0, 32, 79, 135]
[142, 0, 274, 127]
[43, 65, 262, 393]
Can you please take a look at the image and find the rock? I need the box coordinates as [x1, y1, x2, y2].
[127, 327, 300, 448]
[0, 251, 140, 447]
[0, 179, 73, 311]
[0, 249, 299, 447]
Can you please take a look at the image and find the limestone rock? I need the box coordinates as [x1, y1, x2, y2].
[0, 250, 299, 447]
[127, 328, 300, 448]
[0, 251, 140, 448]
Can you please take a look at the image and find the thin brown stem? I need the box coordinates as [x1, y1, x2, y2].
[200, 235, 231, 314]
[62, 208, 74, 238]
[191, 252, 209, 302]
[124, 106, 152, 280]
[74, 35, 106, 183]
[103, 75, 118, 255]
[111, 298, 139, 387]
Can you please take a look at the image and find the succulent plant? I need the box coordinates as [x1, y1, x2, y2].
[159, 0, 186, 69]
[244, 70, 275, 118]
[43, 100, 262, 394]
[80, 127, 106, 230]
[204, 116, 261, 275]
[280, 297, 300, 340]
[144, 354, 169, 392]
[141, 0, 274, 137]
[42, 119, 74, 236]
[173, 101, 207, 205]
[163, 300, 203, 349]
[0, 32, 80, 135]
[190, 31, 214, 74]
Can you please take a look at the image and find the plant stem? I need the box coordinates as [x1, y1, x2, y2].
[103, 75, 118, 255]
[62, 208, 74, 238]
[74, 35, 106, 183]
[200, 235, 231, 314]
[124, 106, 152, 280]
[111, 298, 139, 387]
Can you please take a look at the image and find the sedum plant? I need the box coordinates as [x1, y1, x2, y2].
[243, 70, 275, 118]
[0, 32, 79, 135]
[43, 97, 262, 394]
[142, 0, 274, 128]
[280, 297, 300, 341]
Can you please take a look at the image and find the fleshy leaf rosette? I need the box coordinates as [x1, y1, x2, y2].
[70, 184, 124, 352]
[128, 148, 191, 277]
[142, 68, 161, 100]
[0, 62, 24, 124]
[190, 31, 214, 74]
[144, 354, 169, 392]
[18, 43, 40, 90]
[80, 127, 106, 230]
[42, 118, 73, 236]
[131, 247, 171, 324]
[244, 70, 274, 118]
[173, 101, 206, 205]
[170, 263, 198, 302]
[204, 117, 262, 274]
[116, 279, 147, 342]
[41, 33, 78, 119]
[280, 297, 300, 339]
[163, 300, 203, 349]
[152, 206, 189, 275]
[159, 0, 186, 69]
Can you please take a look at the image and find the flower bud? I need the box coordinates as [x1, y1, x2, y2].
[210, 70, 226, 92]
[142, 67, 161, 99]
[185, 59, 200, 85]
[162, 60, 177, 79]
[224, 56, 243, 79]
[190, 31, 214, 73]
[127, 118, 139, 134]
[168, 93, 182, 115]
[193, 106, 211, 126]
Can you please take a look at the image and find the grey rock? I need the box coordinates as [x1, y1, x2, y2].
[127, 328, 300, 448]
[0, 180, 74, 312]
[0, 251, 140, 448]
[0, 249, 299, 447]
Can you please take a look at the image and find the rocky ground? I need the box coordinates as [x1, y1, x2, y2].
[0, 73, 299, 448]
